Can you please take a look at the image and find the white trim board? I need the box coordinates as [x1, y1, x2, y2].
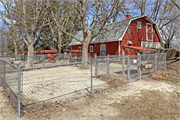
[141, 41, 161, 49]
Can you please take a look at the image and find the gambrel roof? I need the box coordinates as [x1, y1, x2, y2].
[69, 15, 163, 46]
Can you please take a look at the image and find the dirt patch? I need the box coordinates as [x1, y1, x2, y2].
[0, 88, 19, 120]
[22, 65, 108, 106]
[0, 58, 179, 120]
[97, 75, 127, 88]
[19, 78, 179, 120]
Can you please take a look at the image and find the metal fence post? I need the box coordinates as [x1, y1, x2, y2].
[95, 54, 97, 78]
[122, 55, 125, 76]
[30, 56, 33, 67]
[139, 54, 141, 80]
[18, 67, 21, 118]
[127, 56, 130, 83]
[42, 54, 44, 66]
[56, 54, 58, 62]
[164, 53, 166, 70]
[154, 53, 157, 73]
[0, 60, 1, 84]
[91, 60, 93, 94]
[3, 61, 5, 89]
[107, 54, 109, 75]
[66, 54, 67, 64]
[8, 56, 10, 62]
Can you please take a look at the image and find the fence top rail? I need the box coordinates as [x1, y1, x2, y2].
[141, 53, 166, 56]
[0, 53, 166, 58]
[22, 60, 92, 71]
[0, 54, 66, 57]
[96, 55, 129, 58]
[22, 56, 129, 71]
[0, 58, 19, 69]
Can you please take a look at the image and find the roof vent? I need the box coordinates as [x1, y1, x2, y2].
[127, 41, 132, 46]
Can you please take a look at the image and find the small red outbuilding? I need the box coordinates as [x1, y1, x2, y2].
[20, 50, 57, 61]
[69, 15, 163, 56]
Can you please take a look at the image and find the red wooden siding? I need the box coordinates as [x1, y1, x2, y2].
[71, 41, 119, 56]
[120, 18, 160, 55]
[71, 17, 161, 56]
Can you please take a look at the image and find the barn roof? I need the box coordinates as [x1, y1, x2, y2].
[69, 15, 163, 46]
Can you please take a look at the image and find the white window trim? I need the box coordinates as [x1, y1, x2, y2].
[146, 23, 153, 41]
[90, 46, 93, 52]
[137, 22, 141, 29]
[100, 44, 106, 56]
[78, 47, 81, 50]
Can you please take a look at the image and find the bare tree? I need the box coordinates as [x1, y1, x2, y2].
[0, 25, 8, 55]
[11, 0, 57, 66]
[47, 1, 76, 54]
[171, 0, 180, 10]
[0, 32, 5, 55]
[0, 0, 20, 55]
[51, 0, 125, 68]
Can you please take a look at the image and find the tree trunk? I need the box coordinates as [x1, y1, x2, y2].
[14, 43, 18, 55]
[27, 40, 34, 67]
[58, 44, 61, 54]
[80, 41, 89, 69]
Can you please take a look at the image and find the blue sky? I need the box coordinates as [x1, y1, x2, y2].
[0, 3, 4, 26]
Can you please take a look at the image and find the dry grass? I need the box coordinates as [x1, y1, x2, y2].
[149, 59, 180, 87]
[150, 70, 179, 86]
[110, 90, 179, 119]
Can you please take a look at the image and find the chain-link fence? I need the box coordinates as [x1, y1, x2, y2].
[0, 53, 96, 68]
[141, 54, 155, 76]
[0, 58, 21, 117]
[141, 53, 166, 76]
[129, 55, 140, 82]
[0, 53, 166, 118]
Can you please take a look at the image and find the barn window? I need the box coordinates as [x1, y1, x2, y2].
[137, 22, 141, 29]
[146, 23, 153, 41]
[90, 46, 93, 52]
[78, 47, 81, 50]
[127, 30, 130, 34]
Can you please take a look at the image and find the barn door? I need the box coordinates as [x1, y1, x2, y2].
[100, 44, 106, 56]
[146, 23, 153, 41]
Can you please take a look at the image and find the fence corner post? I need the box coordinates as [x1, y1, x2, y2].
[127, 55, 130, 83]
[91, 60, 93, 94]
[107, 54, 109, 75]
[18, 66, 21, 118]
[139, 54, 141, 80]
[95, 54, 97, 78]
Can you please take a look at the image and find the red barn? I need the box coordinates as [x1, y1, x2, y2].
[69, 15, 163, 56]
